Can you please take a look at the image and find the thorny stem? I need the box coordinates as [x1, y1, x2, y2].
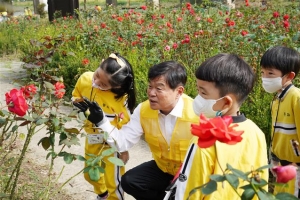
[4, 124, 36, 200]
[215, 148, 241, 198]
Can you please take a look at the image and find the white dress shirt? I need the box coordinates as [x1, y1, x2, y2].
[100, 96, 184, 152]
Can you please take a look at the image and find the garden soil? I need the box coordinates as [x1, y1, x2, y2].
[0, 60, 152, 200]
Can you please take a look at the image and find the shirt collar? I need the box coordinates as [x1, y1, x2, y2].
[277, 84, 293, 100]
[158, 96, 183, 118]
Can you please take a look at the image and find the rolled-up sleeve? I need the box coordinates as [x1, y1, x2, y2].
[100, 104, 144, 152]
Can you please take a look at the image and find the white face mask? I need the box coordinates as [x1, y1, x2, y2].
[192, 95, 224, 118]
[262, 77, 283, 93]
[92, 79, 109, 91]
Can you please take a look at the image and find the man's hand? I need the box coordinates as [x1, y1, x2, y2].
[73, 97, 104, 125]
[119, 151, 129, 165]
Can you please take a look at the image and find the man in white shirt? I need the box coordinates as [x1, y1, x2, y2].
[74, 61, 199, 200]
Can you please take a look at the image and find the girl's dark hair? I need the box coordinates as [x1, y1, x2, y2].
[99, 53, 136, 113]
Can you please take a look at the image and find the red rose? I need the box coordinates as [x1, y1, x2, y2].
[186, 2, 192, 10]
[191, 114, 244, 148]
[54, 82, 65, 90]
[273, 11, 280, 18]
[140, 5, 147, 10]
[241, 30, 248, 36]
[166, 22, 172, 28]
[283, 14, 289, 20]
[117, 16, 123, 22]
[82, 58, 89, 66]
[283, 20, 290, 28]
[5, 89, 28, 117]
[21, 84, 37, 99]
[100, 22, 106, 28]
[207, 18, 213, 23]
[172, 43, 178, 49]
[227, 20, 235, 27]
[55, 90, 65, 99]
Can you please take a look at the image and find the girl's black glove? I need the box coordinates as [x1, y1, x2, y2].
[73, 97, 104, 126]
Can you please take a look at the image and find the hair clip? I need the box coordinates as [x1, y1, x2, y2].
[109, 53, 126, 68]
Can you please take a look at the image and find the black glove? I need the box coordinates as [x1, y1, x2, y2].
[73, 97, 104, 126]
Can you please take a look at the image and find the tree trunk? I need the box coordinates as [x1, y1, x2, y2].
[152, 0, 159, 9]
[106, 0, 117, 6]
[33, 0, 39, 14]
[84, 0, 86, 10]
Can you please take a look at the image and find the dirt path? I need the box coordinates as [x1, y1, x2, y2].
[0, 60, 152, 200]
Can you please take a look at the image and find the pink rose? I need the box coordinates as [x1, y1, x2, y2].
[272, 165, 297, 183]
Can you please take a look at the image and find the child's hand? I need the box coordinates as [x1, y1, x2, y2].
[73, 97, 105, 126]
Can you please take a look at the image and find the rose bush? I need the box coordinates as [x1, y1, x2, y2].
[1, 71, 124, 199]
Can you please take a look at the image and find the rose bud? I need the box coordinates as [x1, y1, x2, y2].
[272, 165, 297, 183]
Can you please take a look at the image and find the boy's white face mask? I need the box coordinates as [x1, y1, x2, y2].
[192, 95, 224, 118]
[262, 77, 283, 93]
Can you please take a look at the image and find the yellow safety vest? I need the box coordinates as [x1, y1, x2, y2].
[140, 94, 199, 175]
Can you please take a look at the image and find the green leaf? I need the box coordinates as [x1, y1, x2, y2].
[275, 192, 299, 200]
[241, 187, 255, 200]
[11, 125, 18, 132]
[257, 190, 275, 200]
[210, 174, 226, 182]
[91, 156, 102, 166]
[23, 115, 34, 121]
[251, 177, 268, 187]
[0, 193, 9, 197]
[36, 118, 48, 125]
[255, 164, 273, 172]
[64, 128, 79, 134]
[46, 151, 56, 160]
[86, 153, 96, 158]
[88, 167, 100, 181]
[225, 174, 239, 189]
[101, 148, 115, 157]
[83, 166, 92, 173]
[68, 109, 79, 117]
[230, 168, 248, 181]
[60, 135, 80, 147]
[44, 81, 55, 89]
[96, 166, 105, 173]
[52, 118, 60, 127]
[293, 32, 300, 42]
[108, 157, 124, 166]
[78, 112, 86, 121]
[59, 132, 67, 145]
[38, 137, 51, 150]
[63, 153, 74, 164]
[75, 155, 86, 161]
[201, 180, 217, 195]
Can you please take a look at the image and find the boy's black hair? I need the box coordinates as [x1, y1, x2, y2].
[195, 53, 255, 105]
[99, 53, 136, 113]
[148, 61, 187, 89]
[260, 45, 300, 76]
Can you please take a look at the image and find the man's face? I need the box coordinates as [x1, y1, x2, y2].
[147, 76, 183, 115]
